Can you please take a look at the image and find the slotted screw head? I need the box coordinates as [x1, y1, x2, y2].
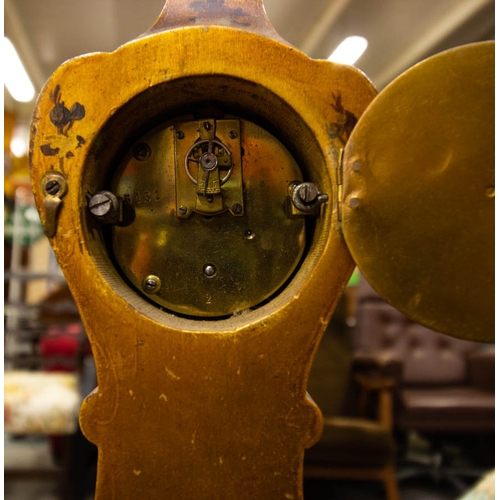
[142, 275, 161, 293]
[297, 183, 319, 204]
[45, 180, 61, 196]
[89, 192, 113, 217]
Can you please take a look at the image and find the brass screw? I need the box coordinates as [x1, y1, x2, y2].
[143, 275, 161, 294]
[45, 180, 61, 195]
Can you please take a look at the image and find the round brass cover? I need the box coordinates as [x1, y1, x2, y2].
[342, 42, 494, 343]
[111, 117, 305, 317]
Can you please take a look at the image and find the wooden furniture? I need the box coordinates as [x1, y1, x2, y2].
[305, 329, 400, 500]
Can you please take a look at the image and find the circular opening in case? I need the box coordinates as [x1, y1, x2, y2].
[81, 75, 329, 320]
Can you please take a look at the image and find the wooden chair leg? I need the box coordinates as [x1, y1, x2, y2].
[382, 464, 400, 500]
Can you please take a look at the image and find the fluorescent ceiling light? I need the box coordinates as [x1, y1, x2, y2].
[328, 36, 368, 65]
[4, 37, 35, 103]
[10, 124, 30, 158]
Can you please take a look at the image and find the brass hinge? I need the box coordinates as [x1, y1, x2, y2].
[336, 148, 344, 230]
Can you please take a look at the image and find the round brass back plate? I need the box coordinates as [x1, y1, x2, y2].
[342, 42, 494, 343]
[111, 116, 305, 317]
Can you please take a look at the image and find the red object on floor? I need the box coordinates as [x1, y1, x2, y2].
[39, 323, 86, 372]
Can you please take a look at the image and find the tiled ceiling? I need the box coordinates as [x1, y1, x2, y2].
[4, 0, 495, 122]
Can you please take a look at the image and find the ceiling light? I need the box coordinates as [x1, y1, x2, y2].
[10, 136, 28, 158]
[328, 36, 368, 65]
[4, 37, 35, 103]
[10, 124, 30, 158]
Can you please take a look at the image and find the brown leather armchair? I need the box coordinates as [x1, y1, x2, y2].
[353, 277, 495, 490]
[356, 303, 494, 427]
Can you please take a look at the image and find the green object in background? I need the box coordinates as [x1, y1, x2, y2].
[4, 203, 44, 246]
[347, 268, 360, 287]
